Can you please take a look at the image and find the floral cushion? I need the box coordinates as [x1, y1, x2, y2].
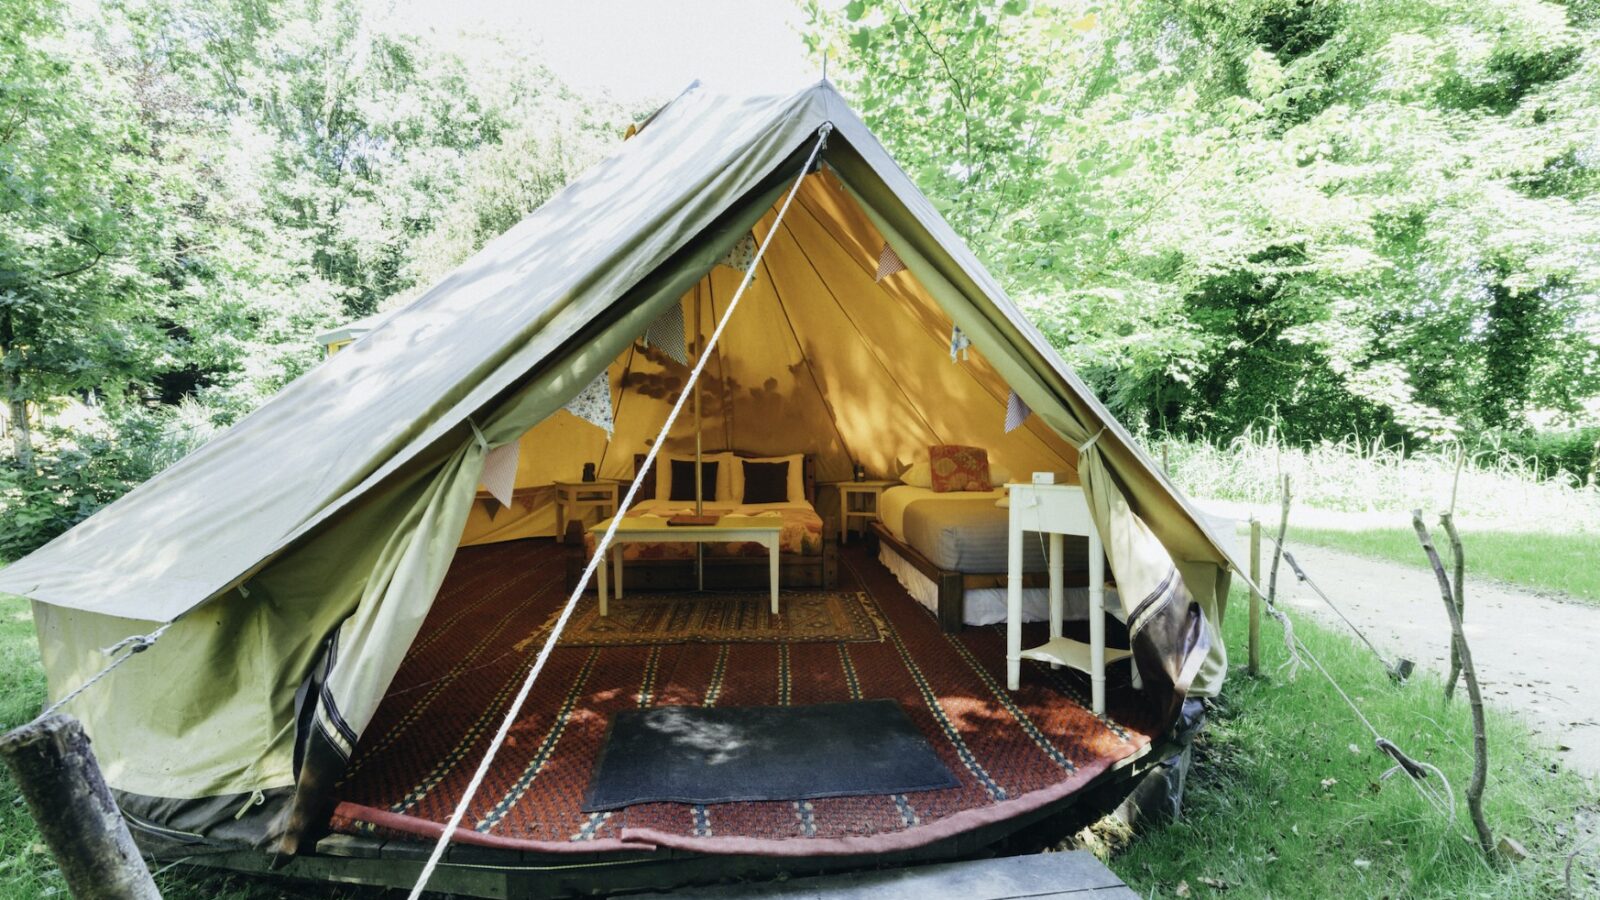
[929, 444, 991, 492]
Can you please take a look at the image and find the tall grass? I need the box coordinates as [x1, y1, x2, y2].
[1152, 427, 1600, 533]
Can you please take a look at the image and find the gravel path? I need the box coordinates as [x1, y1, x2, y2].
[1258, 541, 1600, 779]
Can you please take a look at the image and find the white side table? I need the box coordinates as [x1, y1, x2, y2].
[555, 480, 619, 537]
[1006, 483, 1131, 714]
[829, 480, 895, 544]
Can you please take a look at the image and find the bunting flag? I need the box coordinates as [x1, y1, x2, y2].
[642, 302, 689, 365]
[480, 439, 519, 514]
[875, 242, 907, 282]
[949, 325, 971, 362]
[718, 231, 759, 276]
[1005, 389, 1031, 433]
[564, 371, 615, 437]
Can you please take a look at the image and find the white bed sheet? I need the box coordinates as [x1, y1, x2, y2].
[878, 484, 1005, 540]
[877, 542, 1124, 628]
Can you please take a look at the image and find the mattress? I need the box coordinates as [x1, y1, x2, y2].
[879, 485, 1062, 573]
[584, 498, 824, 560]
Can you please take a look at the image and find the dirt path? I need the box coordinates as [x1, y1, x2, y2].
[1253, 541, 1600, 779]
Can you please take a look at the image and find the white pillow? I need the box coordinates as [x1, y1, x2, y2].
[901, 460, 933, 489]
[736, 454, 805, 504]
[989, 462, 1012, 485]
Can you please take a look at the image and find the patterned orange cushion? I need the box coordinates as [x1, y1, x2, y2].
[929, 444, 991, 492]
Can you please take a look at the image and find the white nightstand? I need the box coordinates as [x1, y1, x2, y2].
[828, 480, 895, 544]
[1006, 482, 1130, 714]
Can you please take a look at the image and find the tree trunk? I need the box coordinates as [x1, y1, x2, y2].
[0, 323, 33, 470]
[7, 391, 32, 470]
[0, 715, 161, 899]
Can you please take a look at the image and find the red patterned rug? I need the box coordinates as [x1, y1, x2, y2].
[330, 541, 1160, 857]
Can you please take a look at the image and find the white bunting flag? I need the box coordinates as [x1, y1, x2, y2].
[642, 302, 689, 365]
[875, 242, 907, 282]
[949, 325, 971, 362]
[564, 371, 615, 437]
[1005, 389, 1031, 433]
[480, 439, 519, 508]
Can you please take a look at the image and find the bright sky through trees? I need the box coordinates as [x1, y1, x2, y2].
[378, 0, 820, 104]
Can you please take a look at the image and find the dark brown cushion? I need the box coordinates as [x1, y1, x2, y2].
[669, 458, 718, 502]
[741, 460, 790, 504]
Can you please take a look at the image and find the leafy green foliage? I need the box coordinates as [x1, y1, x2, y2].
[0, 0, 627, 557]
[809, 0, 1600, 444]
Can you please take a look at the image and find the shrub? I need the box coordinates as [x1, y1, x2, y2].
[0, 401, 219, 561]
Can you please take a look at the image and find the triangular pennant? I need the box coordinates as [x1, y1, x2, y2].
[718, 231, 759, 277]
[480, 439, 519, 507]
[949, 325, 971, 362]
[875, 242, 907, 282]
[564, 371, 615, 436]
[642, 302, 689, 365]
[1005, 389, 1031, 433]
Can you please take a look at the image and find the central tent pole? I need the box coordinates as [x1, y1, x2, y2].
[694, 288, 705, 589]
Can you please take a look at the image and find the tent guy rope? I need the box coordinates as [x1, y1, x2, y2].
[32, 621, 174, 724]
[403, 122, 833, 900]
[1251, 537, 1460, 827]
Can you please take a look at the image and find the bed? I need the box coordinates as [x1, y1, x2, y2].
[568, 452, 835, 591]
[872, 484, 1121, 632]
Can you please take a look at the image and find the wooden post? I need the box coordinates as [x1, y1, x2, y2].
[1413, 511, 1494, 858]
[1442, 511, 1465, 701]
[1266, 474, 1291, 609]
[0, 714, 161, 899]
[1248, 518, 1262, 676]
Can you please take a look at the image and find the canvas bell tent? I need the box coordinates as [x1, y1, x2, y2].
[0, 81, 1243, 871]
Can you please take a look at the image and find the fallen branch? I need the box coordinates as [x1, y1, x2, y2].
[1412, 510, 1494, 858]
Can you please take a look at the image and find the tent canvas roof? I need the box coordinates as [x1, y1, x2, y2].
[0, 81, 1241, 626]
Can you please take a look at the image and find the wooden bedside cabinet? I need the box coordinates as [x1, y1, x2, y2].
[828, 480, 896, 544]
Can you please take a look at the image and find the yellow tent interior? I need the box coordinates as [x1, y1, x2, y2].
[429, 168, 1081, 548]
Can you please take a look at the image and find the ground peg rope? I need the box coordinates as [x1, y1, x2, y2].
[404, 123, 833, 900]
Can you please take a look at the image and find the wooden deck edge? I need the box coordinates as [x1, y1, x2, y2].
[168, 737, 1181, 899]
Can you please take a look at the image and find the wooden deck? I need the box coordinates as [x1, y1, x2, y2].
[669, 851, 1138, 898]
[178, 740, 1171, 899]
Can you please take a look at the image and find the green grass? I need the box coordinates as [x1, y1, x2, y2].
[1292, 526, 1600, 605]
[1116, 588, 1597, 898]
[2, 588, 1594, 898]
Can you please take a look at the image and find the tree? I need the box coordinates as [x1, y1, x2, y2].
[0, 0, 167, 468]
[809, 0, 1600, 444]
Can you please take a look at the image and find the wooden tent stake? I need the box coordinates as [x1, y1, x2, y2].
[1412, 511, 1494, 858]
[0, 714, 161, 899]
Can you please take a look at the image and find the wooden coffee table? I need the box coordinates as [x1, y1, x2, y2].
[592, 515, 784, 615]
